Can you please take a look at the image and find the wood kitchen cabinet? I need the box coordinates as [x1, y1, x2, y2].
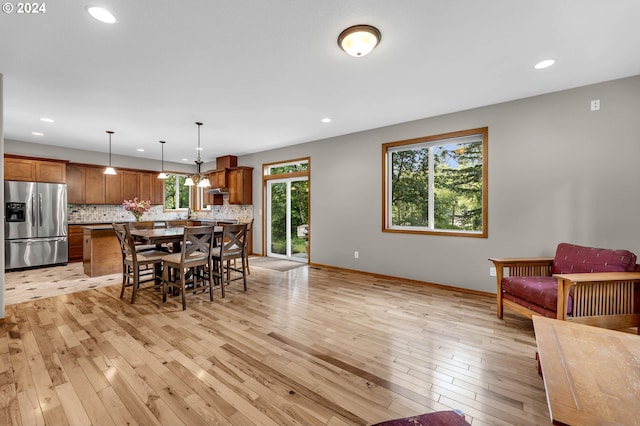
[105, 173, 123, 204]
[122, 170, 139, 201]
[85, 166, 106, 204]
[202, 170, 225, 207]
[4, 155, 67, 183]
[67, 163, 167, 206]
[209, 169, 228, 188]
[139, 173, 153, 203]
[67, 163, 107, 204]
[152, 175, 165, 205]
[68, 225, 84, 262]
[83, 225, 122, 277]
[228, 167, 253, 205]
[66, 164, 86, 204]
[141, 172, 165, 205]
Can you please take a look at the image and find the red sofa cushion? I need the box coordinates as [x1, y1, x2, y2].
[551, 242, 637, 274]
[502, 276, 561, 313]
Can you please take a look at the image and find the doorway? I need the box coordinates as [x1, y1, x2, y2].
[266, 177, 309, 262]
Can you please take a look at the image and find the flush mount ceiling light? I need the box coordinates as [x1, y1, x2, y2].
[338, 24, 381, 57]
[87, 6, 117, 24]
[104, 130, 117, 175]
[534, 59, 556, 69]
[158, 140, 168, 179]
[184, 122, 211, 188]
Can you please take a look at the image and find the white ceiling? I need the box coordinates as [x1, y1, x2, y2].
[1, 1, 639, 164]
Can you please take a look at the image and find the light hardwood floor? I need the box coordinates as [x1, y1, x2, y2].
[0, 264, 551, 425]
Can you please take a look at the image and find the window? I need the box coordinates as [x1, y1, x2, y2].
[382, 127, 488, 237]
[264, 159, 309, 176]
[163, 174, 191, 210]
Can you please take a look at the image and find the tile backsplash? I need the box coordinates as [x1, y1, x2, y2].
[68, 203, 254, 224]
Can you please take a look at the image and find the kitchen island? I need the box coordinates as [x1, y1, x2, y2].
[82, 224, 121, 277]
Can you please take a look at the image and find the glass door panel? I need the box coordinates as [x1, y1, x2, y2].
[267, 177, 308, 262]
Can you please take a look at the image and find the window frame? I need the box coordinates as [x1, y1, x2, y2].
[382, 127, 488, 238]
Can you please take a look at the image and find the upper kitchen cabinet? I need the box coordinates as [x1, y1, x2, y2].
[152, 175, 165, 205]
[4, 155, 67, 183]
[209, 169, 228, 189]
[122, 170, 140, 202]
[105, 172, 123, 205]
[66, 164, 86, 204]
[228, 167, 253, 205]
[140, 172, 165, 205]
[66, 164, 106, 204]
[67, 163, 167, 205]
[85, 167, 106, 204]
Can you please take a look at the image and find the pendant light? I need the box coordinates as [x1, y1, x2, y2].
[104, 130, 117, 175]
[185, 122, 210, 187]
[158, 140, 168, 179]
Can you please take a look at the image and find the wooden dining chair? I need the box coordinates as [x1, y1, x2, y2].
[112, 222, 167, 304]
[211, 223, 247, 298]
[161, 225, 215, 310]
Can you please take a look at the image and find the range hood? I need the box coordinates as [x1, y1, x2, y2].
[207, 187, 228, 194]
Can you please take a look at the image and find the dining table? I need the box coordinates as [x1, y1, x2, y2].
[130, 226, 223, 251]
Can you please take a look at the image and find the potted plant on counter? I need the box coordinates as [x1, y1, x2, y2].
[122, 198, 151, 222]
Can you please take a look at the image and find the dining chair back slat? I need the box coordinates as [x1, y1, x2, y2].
[161, 225, 215, 310]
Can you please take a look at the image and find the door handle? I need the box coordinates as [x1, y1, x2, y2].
[39, 193, 43, 226]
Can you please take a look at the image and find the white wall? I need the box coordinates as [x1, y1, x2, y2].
[239, 75, 640, 293]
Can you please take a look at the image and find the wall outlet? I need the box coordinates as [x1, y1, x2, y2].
[354, 251, 359, 259]
[489, 267, 496, 276]
[590, 99, 600, 111]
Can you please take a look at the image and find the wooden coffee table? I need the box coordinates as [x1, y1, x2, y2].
[533, 315, 640, 425]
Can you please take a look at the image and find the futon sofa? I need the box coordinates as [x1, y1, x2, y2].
[490, 242, 640, 332]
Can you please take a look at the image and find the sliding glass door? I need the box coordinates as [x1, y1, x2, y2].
[266, 177, 308, 262]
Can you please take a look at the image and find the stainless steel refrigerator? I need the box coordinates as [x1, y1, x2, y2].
[4, 181, 68, 270]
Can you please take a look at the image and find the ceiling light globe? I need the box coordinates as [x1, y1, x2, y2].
[184, 177, 195, 186]
[338, 25, 381, 57]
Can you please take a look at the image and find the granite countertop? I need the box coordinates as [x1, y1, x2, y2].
[81, 224, 116, 230]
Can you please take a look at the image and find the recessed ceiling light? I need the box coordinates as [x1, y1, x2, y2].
[182, 158, 189, 162]
[136, 148, 144, 152]
[40, 117, 54, 123]
[32, 132, 44, 136]
[534, 59, 556, 70]
[321, 118, 332, 123]
[87, 6, 117, 24]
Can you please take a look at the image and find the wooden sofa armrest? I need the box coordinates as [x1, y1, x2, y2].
[553, 272, 640, 329]
[489, 257, 554, 318]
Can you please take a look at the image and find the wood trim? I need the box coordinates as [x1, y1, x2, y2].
[4, 153, 68, 163]
[308, 262, 494, 298]
[67, 161, 180, 175]
[262, 156, 310, 170]
[261, 157, 311, 261]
